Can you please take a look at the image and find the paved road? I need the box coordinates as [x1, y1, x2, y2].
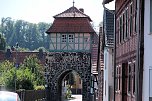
[64, 95, 82, 101]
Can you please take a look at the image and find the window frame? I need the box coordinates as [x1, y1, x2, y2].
[129, 2, 133, 37]
[119, 15, 122, 44]
[68, 34, 74, 43]
[133, 63, 135, 94]
[128, 64, 132, 93]
[125, 7, 129, 39]
[61, 34, 67, 43]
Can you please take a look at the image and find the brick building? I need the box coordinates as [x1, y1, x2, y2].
[115, 0, 137, 101]
[102, 0, 142, 101]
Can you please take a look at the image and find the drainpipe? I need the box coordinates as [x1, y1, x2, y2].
[102, 4, 116, 101]
[135, 0, 140, 101]
[136, 0, 144, 101]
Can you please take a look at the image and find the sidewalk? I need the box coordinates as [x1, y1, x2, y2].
[63, 95, 82, 101]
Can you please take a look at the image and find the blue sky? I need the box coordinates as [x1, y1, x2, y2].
[0, 0, 114, 26]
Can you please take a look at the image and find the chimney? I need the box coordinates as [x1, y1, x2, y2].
[79, 8, 84, 13]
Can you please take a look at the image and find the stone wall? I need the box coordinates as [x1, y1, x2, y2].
[45, 52, 92, 101]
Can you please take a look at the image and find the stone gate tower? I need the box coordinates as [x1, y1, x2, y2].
[45, 5, 97, 101]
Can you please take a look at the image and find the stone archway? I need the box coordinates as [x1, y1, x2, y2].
[45, 52, 91, 101]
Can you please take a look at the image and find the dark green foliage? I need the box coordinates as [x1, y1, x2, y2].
[19, 79, 34, 90]
[0, 17, 51, 51]
[0, 33, 6, 50]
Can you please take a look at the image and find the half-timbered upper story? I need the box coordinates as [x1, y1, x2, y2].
[103, 0, 138, 101]
[46, 6, 96, 52]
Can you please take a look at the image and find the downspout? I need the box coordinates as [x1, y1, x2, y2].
[136, 0, 144, 101]
[102, 4, 116, 101]
[135, 0, 140, 101]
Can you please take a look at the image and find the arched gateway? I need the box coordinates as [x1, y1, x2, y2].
[46, 52, 91, 101]
[45, 5, 98, 101]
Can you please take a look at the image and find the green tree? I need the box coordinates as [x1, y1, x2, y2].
[1, 67, 35, 90]
[16, 68, 35, 90]
[0, 17, 51, 51]
[0, 33, 6, 50]
[0, 56, 45, 90]
[23, 55, 45, 86]
[37, 22, 50, 49]
[0, 60, 14, 86]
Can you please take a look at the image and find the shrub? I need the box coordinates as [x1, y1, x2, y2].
[34, 85, 45, 90]
[65, 85, 72, 99]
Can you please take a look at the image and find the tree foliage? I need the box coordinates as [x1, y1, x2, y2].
[0, 55, 45, 90]
[23, 55, 45, 86]
[0, 17, 51, 51]
[0, 33, 6, 50]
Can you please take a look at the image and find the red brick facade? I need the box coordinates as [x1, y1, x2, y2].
[115, 0, 137, 101]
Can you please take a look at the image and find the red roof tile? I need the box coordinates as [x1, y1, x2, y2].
[46, 18, 95, 33]
[54, 6, 92, 21]
[46, 6, 95, 34]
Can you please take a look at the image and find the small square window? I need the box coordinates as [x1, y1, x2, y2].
[62, 34, 67, 43]
[68, 34, 74, 43]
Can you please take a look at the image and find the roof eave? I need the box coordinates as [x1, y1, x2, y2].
[46, 31, 95, 34]
[102, 0, 114, 4]
[54, 16, 92, 22]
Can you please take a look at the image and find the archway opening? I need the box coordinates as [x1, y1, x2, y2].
[58, 70, 82, 101]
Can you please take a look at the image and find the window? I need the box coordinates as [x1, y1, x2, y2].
[68, 34, 74, 43]
[118, 67, 121, 91]
[115, 67, 118, 90]
[122, 12, 125, 40]
[130, 2, 133, 36]
[116, 66, 121, 91]
[116, 19, 119, 44]
[119, 16, 122, 43]
[62, 34, 75, 43]
[128, 65, 131, 92]
[125, 8, 129, 38]
[62, 34, 67, 43]
[135, 1, 137, 33]
[133, 63, 135, 94]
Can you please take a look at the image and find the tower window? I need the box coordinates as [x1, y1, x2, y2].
[68, 34, 74, 43]
[62, 34, 67, 43]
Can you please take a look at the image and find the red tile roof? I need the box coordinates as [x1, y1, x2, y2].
[46, 6, 95, 34]
[54, 6, 92, 21]
[46, 18, 95, 33]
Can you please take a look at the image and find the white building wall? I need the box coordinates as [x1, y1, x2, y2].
[143, 0, 151, 101]
[103, 47, 113, 101]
